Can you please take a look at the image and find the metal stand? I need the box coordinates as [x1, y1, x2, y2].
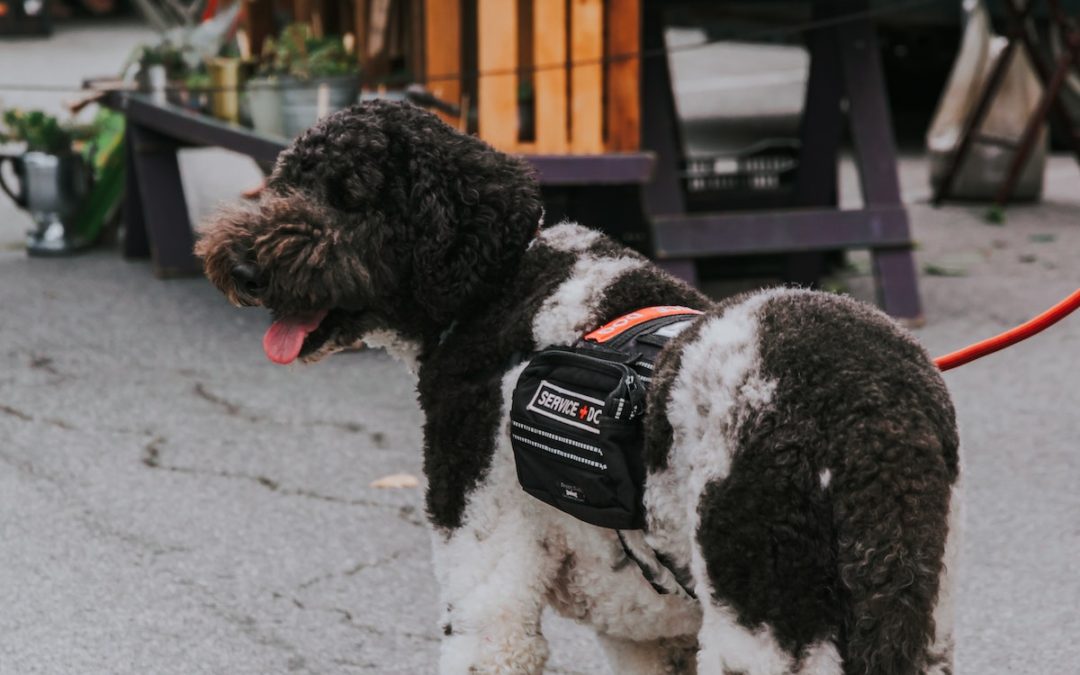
[932, 0, 1080, 207]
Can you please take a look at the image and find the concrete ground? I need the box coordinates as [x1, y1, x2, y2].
[2, 18, 1080, 675]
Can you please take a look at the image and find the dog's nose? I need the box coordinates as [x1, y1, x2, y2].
[231, 263, 265, 296]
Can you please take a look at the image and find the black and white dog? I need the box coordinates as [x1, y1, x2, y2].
[197, 101, 959, 675]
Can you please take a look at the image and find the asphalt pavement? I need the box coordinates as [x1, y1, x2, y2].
[2, 18, 1079, 675]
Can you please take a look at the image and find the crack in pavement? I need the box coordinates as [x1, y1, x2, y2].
[28, 354, 62, 376]
[193, 382, 254, 420]
[0, 444, 188, 558]
[331, 657, 379, 670]
[0, 402, 77, 431]
[191, 382, 389, 442]
[180, 581, 319, 675]
[272, 592, 440, 645]
[142, 437, 423, 526]
[0, 403, 32, 421]
[296, 550, 408, 591]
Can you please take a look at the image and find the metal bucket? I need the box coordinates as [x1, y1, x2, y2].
[246, 77, 286, 138]
[279, 76, 359, 138]
[0, 151, 92, 255]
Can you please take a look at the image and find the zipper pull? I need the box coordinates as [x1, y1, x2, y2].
[625, 374, 646, 419]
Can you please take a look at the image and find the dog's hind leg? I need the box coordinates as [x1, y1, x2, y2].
[924, 483, 961, 675]
[596, 634, 698, 675]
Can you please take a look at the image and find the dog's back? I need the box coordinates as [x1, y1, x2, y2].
[646, 288, 958, 675]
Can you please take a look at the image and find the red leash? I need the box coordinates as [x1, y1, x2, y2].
[934, 288, 1080, 371]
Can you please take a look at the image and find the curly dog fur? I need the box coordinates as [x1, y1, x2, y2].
[197, 101, 960, 675]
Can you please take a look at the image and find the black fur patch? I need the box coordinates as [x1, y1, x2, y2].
[695, 291, 958, 673]
[418, 242, 578, 531]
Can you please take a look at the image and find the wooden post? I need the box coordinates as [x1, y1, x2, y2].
[245, 0, 276, 59]
[605, 0, 640, 152]
[570, 0, 603, 153]
[293, 0, 313, 24]
[355, 0, 369, 76]
[424, 0, 462, 125]
[533, 0, 568, 153]
[477, 0, 519, 151]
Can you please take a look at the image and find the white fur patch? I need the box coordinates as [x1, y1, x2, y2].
[362, 329, 421, 373]
[696, 603, 794, 675]
[818, 469, 832, 489]
[668, 291, 783, 509]
[798, 640, 843, 675]
[537, 221, 603, 252]
[531, 254, 646, 347]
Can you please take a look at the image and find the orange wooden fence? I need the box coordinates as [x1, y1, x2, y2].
[424, 0, 641, 154]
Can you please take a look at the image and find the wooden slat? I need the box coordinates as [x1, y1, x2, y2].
[570, 0, 603, 153]
[407, 0, 426, 91]
[354, 0, 369, 76]
[244, 0, 276, 59]
[533, 0, 568, 153]
[293, 0, 312, 23]
[477, 0, 519, 151]
[605, 0, 640, 151]
[365, 0, 394, 84]
[424, 0, 462, 125]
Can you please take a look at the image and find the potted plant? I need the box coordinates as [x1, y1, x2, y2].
[128, 42, 191, 104]
[274, 23, 360, 138]
[244, 36, 287, 137]
[0, 109, 101, 255]
[180, 71, 212, 113]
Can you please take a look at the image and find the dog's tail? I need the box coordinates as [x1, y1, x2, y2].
[832, 421, 957, 675]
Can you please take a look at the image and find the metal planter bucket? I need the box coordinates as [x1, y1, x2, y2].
[279, 75, 359, 138]
[0, 150, 92, 255]
[246, 77, 285, 138]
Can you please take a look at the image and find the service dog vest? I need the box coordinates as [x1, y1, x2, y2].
[510, 306, 704, 530]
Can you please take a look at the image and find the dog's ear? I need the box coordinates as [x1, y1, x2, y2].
[403, 114, 542, 327]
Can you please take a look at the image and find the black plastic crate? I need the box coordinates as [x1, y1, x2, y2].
[682, 139, 800, 211]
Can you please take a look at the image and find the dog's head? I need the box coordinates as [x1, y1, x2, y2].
[196, 101, 542, 364]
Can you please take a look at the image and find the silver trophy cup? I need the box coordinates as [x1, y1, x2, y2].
[0, 150, 92, 255]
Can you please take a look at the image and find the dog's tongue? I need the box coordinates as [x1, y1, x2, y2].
[263, 310, 328, 365]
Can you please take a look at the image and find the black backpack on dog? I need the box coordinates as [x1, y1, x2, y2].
[510, 306, 703, 530]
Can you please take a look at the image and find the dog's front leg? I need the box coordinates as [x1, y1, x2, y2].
[432, 514, 559, 675]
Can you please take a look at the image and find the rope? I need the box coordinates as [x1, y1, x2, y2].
[0, 0, 939, 95]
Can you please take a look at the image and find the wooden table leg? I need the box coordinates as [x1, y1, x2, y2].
[128, 123, 201, 278]
[840, 15, 923, 323]
[788, 1, 844, 286]
[122, 123, 150, 260]
[640, 0, 697, 286]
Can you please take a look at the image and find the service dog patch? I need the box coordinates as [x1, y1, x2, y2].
[526, 380, 604, 434]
